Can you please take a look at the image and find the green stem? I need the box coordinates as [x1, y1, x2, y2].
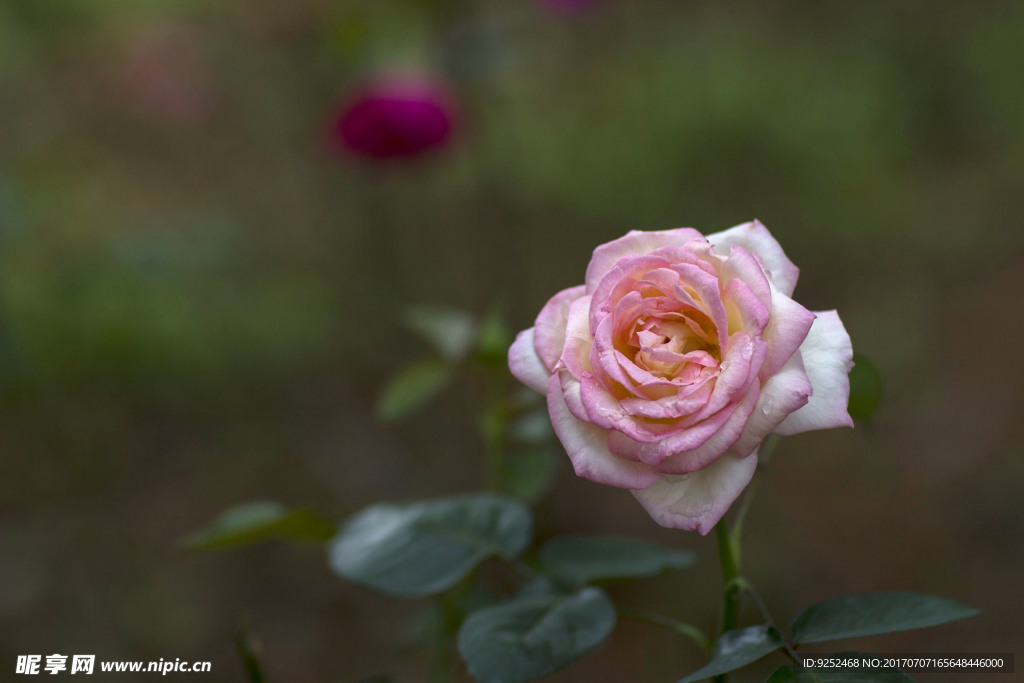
[618, 609, 712, 655]
[430, 576, 474, 683]
[712, 519, 743, 683]
[729, 476, 759, 544]
[742, 582, 803, 665]
[715, 519, 742, 635]
[730, 433, 779, 541]
[709, 436, 783, 682]
[756, 433, 782, 467]
[712, 520, 745, 679]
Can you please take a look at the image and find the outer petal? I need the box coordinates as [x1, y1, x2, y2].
[706, 220, 799, 297]
[719, 244, 772, 308]
[775, 310, 854, 435]
[728, 352, 812, 457]
[559, 295, 595, 379]
[534, 285, 587, 371]
[760, 287, 816, 380]
[585, 228, 705, 293]
[630, 452, 758, 534]
[559, 372, 591, 423]
[724, 277, 770, 336]
[547, 374, 662, 490]
[509, 328, 551, 394]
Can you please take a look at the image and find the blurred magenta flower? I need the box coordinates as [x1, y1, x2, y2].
[331, 74, 458, 161]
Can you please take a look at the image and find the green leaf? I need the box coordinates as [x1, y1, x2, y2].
[375, 358, 453, 422]
[677, 624, 783, 683]
[457, 586, 617, 683]
[766, 653, 915, 682]
[404, 305, 477, 362]
[183, 502, 336, 549]
[848, 352, 883, 423]
[540, 535, 695, 585]
[790, 592, 980, 644]
[327, 494, 533, 597]
[503, 448, 559, 503]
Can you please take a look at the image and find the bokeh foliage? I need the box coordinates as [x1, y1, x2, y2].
[1, 1, 1023, 681]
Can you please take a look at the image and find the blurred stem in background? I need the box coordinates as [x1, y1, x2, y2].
[475, 304, 513, 493]
[431, 576, 475, 683]
[481, 375, 507, 493]
[237, 631, 267, 683]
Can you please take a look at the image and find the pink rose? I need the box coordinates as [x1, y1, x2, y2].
[331, 73, 458, 161]
[508, 222, 854, 533]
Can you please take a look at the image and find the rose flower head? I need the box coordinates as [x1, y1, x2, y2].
[509, 222, 853, 533]
[331, 73, 458, 161]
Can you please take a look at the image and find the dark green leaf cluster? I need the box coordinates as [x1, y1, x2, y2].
[183, 349, 981, 683]
[186, 497, 980, 683]
[320, 494, 698, 683]
[677, 592, 979, 683]
[327, 494, 532, 597]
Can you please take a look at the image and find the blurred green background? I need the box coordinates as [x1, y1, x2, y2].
[2, 0, 1023, 681]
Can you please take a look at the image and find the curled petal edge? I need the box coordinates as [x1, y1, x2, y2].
[508, 328, 550, 394]
[631, 452, 759, 534]
[775, 310, 854, 435]
[547, 374, 662, 490]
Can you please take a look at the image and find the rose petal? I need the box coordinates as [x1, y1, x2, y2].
[585, 228, 705, 293]
[609, 382, 759, 471]
[579, 371, 635, 433]
[547, 374, 662, 490]
[618, 380, 715, 419]
[592, 292, 646, 395]
[559, 294, 594, 379]
[559, 372, 591, 423]
[655, 383, 760, 473]
[728, 352, 812, 457]
[775, 310, 854, 434]
[691, 332, 765, 423]
[671, 262, 730, 348]
[631, 452, 759, 534]
[723, 277, 770, 336]
[613, 349, 684, 395]
[719, 244, 772, 308]
[534, 285, 586, 371]
[508, 328, 549, 394]
[706, 220, 799, 297]
[760, 288, 816, 380]
[604, 391, 737, 459]
[590, 253, 688, 334]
